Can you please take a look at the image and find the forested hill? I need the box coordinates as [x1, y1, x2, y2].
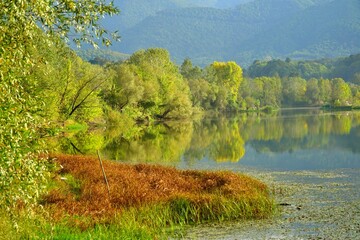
[246, 53, 360, 83]
[105, 0, 252, 30]
[103, 0, 360, 66]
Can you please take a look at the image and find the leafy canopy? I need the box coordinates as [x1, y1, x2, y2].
[0, 0, 118, 209]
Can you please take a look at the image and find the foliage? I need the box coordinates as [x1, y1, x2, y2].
[58, 58, 113, 122]
[246, 54, 360, 83]
[178, 56, 360, 110]
[32, 42, 115, 123]
[0, 0, 118, 210]
[181, 59, 245, 111]
[282, 77, 307, 106]
[247, 58, 330, 79]
[207, 61, 244, 110]
[238, 76, 282, 109]
[304, 78, 319, 104]
[102, 48, 193, 120]
[331, 78, 352, 106]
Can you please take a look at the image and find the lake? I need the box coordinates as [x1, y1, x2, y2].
[94, 109, 360, 172]
[60, 109, 360, 238]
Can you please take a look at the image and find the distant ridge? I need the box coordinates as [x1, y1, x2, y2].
[101, 0, 360, 66]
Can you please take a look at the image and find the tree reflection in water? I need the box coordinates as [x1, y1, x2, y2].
[57, 110, 360, 165]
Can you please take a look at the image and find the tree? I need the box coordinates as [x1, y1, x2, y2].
[331, 78, 352, 106]
[282, 77, 307, 106]
[252, 77, 282, 108]
[352, 88, 360, 107]
[206, 61, 243, 110]
[187, 78, 213, 108]
[102, 63, 144, 112]
[247, 59, 298, 78]
[60, 58, 114, 122]
[237, 78, 252, 110]
[180, 58, 202, 80]
[0, 0, 119, 209]
[305, 78, 321, 105]
[319, 78, 332, 104]
[105, 49, 193, 120]
[30, 40, 114, 123]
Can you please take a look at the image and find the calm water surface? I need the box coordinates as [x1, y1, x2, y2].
[98, 109, 360, 172]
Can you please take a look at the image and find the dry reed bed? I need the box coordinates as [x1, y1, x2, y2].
[44, 154, 273, 226]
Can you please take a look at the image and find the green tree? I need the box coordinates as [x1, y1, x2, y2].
[252, 77, 282, 108]
[282, 77, 307, 106]
[187, 78, 213, 108]
[353, 91, 360, 107]
[105, 49, 193, 120]
[0, 0, 118, 209]
[319, 78, 332, 104]
[237, 78, 252, 110]
[305, 78, 321, 105]
[206, 61, 243, 110]
[331, 78, 352, 106]
[102, 63, 144, 113]
[247, 59, 298, 78]
[180, 58, 202, 80]
[180, 58, 213, 109]
[298, 61, 329, 79]
[31, 41, 114, 123]
[59, 57, 114, 122]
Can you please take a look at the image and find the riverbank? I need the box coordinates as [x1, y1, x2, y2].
[184, 168, 360, 239]
[1, 154, 275, 239]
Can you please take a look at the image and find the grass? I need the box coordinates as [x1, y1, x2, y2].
[2, 154, 275, 239]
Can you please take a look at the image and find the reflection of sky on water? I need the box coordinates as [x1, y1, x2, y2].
[178, 131, 360, 171]
[178, 145, 360, 172]
[236, 145, 360, 171]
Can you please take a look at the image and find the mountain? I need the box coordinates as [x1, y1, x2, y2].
[102, 0, 360, 66]
[102, 0, 249, 32]
[243, 0, 360, 59]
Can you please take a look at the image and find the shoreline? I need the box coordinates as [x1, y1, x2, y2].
[184, 168, 360, 239]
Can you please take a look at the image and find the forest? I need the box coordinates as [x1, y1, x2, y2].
[246, 54, 360, 83]
[71, 49, 360, 124]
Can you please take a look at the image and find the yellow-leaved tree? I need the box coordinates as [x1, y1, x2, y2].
[207, 61, 243, 110]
